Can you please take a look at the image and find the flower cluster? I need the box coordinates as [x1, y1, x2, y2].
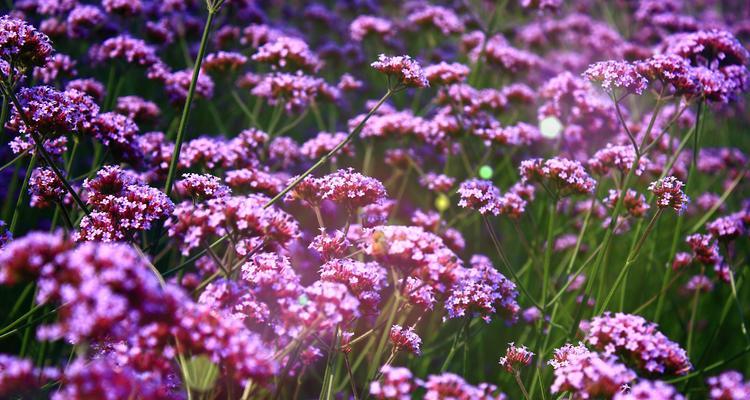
[583, 61, 649, 95]
[584, 312, 692, 375]
[498, 343, 534, 373]
[389, 325, 422, 355]
[706, 371, 750, 400]
[520, 157, 597, 196]
[649, 176, 689, 213]
[371, 54, 430, 88]
[445, 256, 519, 323]
[549, 343, 636, 400]
[78, 166, 174, 242]
[0, 16, 53, 69]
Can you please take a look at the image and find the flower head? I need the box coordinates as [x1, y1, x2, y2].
[583, 60, 649, 95]
[706, 370, 750, 400]
[370, 366, 418, 400]
[648, 176, 688, 213]
[550, 343, 636, 400]
[498, 342, 534, 372]
[371, 54, 429, 88]
[457, 179, 501, 215]
[584, 312, 692, 375]
[389, 325, 422, 355]
[520, 157, 596, 196]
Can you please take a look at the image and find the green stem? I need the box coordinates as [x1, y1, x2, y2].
[1, 85, 88, 216]
[164, 8, 218, 196]
[440, 318, 470, 372]
[541, 199, 557, 309]
[9, 152, 37, 234]
[598, 208, 664, 314]
[482, 216, 541, 309]
[263, 89, 393, 210]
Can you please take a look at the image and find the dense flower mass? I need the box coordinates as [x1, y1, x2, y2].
[549, 343, 636, 400]
[0, 16, 53, 68]
[584, 312, 692, 375]
[0, 1, 749, 399]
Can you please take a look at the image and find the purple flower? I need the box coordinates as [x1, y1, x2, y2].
[32, 53, 76, 84]
[370, 366, 418, 400]
[583, 61, 649, 95]
[350, 16, 394, 42]
[520, 157, 597, 196]
[389, 325, 422, 355]
[364, 225, 463, 292]
[706, 370, 750, 400]
[301, 131, 355, 161]
[319, 258, 386, 313]
[371, 54, 430, 89]
[636, 54, 701, 95]
[588, 144, 650, 177]
[422, 372, 505, 399]
[407, 6, 464, 35]
[0, 354, 58, 397]
[0, 230, 71, 285]
[202, 51, 248, 73]
[614, 380, 684, 400]
[89, 35, 159, 68]
[498, 342, 534, 372]
[78, 166, 174, 242]
[0, 16, 53, 69]
[102, 0, 142, 15]
[444, 257, 519, 323]
[686, 233, 722, 266]
[225, 168, 284, 196]
[66, 5, 105, 38]
[115, 95, 160, 122]
[251, 71, 324, 113]
[28, 167, 71, 208]
[707, 213, 746, 241]
[648, 176, 689, 213]
[549, 343, 636, 400]
[252, 36, 321, 72]
[457, 179, 501, 215]
[424, 62, 470, 85]
[175, 173, 231, 201]
[161, 68, 215, 105]
[584, 312, 692, 375]
[419, 172, 455, 193]
[7, 86, 99, 137]
[319, 168, 387, 210]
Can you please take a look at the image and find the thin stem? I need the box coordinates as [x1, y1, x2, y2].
[514, 371, 531, 400]
[1, 84, 88, 215]
[263, 89, 393, 210]
[597, 208, 663, 314]
[686, 266, 704, 357]
[9, 152, 37, 234]
[612, 92, 639, 156]
[0, 149, 28, 172]
[541, 199, 557, 309]
[164, 8, 218, 197]
[482, 215, 541, 309]
[440, 318, 470, 372]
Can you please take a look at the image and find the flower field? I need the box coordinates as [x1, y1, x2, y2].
[1, 0, 750, 398]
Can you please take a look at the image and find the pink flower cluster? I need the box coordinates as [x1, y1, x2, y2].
[584, 312, 692, 375]
[371, 54, 430, 88]
[520, 157, 597, 196]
